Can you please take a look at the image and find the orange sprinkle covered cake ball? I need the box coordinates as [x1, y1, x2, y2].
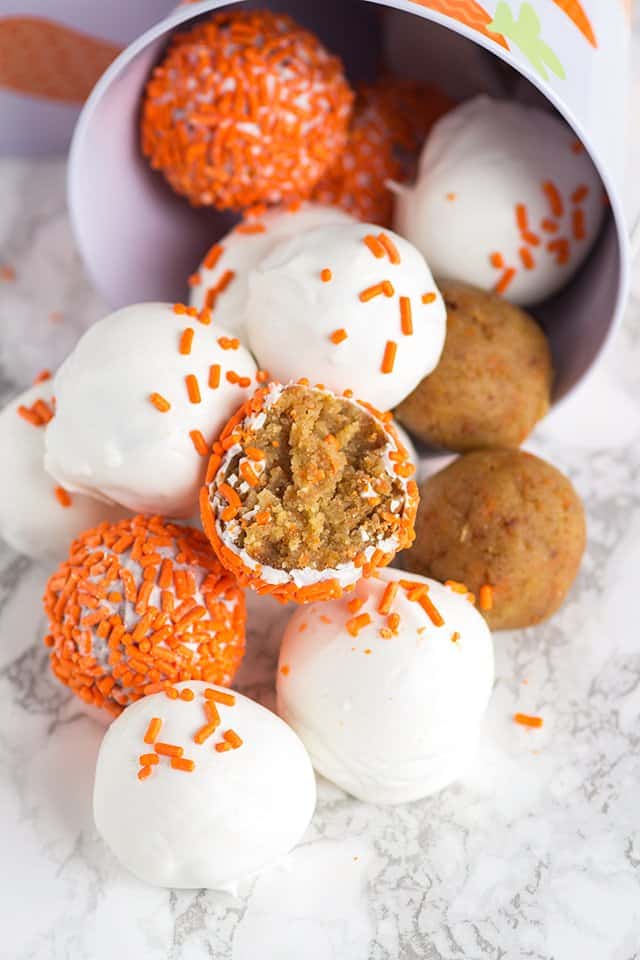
[44, 516, 246, 716]
[200, 381, 419, 604]
[140, 10, 354, 211]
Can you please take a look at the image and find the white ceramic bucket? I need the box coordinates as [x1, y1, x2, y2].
[68, 0, 632, 402]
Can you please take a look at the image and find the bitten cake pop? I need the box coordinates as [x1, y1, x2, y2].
[405, 449, 586, 629]
[140, 10, 353, 211]
[395, 282, 553, 451]
[200, 382, 419, 603]
[94, 681, 315, 889]
[277, 568, 494, 804]
[44, 516, 246, 715]
[45, 303, 257, 518]
[188, 204, 355, 344]
[246, 223, 446, 411]
[0, 380, 128, 562]
[394, 96, 605, 306]
[312, 79, 452, 226]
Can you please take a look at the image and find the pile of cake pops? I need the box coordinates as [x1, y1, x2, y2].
[0, 10, 599, 891]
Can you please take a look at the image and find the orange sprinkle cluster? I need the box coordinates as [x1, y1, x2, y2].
[141, 10, 354, 211]
[43, 516, 246, 716]
[17, 397, 55, 428]
[200, 383, 418, 604]
[312, 79, 452, 225]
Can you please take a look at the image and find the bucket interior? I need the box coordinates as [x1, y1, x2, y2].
[69, 0, 623, 403]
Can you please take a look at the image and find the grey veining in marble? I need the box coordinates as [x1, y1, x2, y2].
[1, 28, 640, 960]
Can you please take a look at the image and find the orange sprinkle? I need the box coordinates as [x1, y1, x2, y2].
[479, 584, 493, 611]
[542, 181, 564, 218]
[494, 268, 516, 295]
[572, 185, 589, 204]
[204, 700, 220, 726]
[381, 340, 397, 374]
[245, 446, 265, 461]
[33, 369, 52, 385]
[330, 328, 348, 344]
[144, 717, 163, 744]
[280, 664, 290, 676]
[515, 203, 528, 232]
[514, 713, 543, 729]
[399, 296, 413, 336]
[519, 247, 535, 270]
[239, 460, 260, 487]
[198, 308, 212, 325]
[204, 688, 235, 706]
[489, 252, 504, 269]
[235, 222, 266, 234]
[223, 729, 243, 749]
[155, 742, 184, 758]
[209, 364, 221, 389]
[418, 593, 444, 627]
[347, 597, 364, 614]
[346, 613, 371, 637]
[541, 218, 559, 234]
[217, 336, 241, 350]
[138, 765, 153, 781]
[547, 237, 570, 265]
[54, 487, 72, 508]
[363, 235, 385, 258]
[320, 268, 332, 282]
[571, 139, 584, 154]
[180, 688, 195, 701]
[171, 757, 195, 772]
[256, 369, 269, 383]
[446, 192, 456, 202]
[445, 580, 469, 594]
[359, 282, 388, 302]
[179, 328, 194, 355]
[173, 303, 187, 315]
[377, 232, 401, 264]
[523, 231, 540, 247]
[185, 374, 201, 404]
[572, 209, 586, 240]
[378, 581, 398, 615]
[255, 510, 270, 525]
[190, 430, 209, 457]
[387, 612, 400, 633]
[139, 753, 159, 765]
[382, 280, 395, 297]
[203, 245, 224, 271]
[194, 722, 218, 744]
[215, 741, 232, 753]
[0, 264, 15, 282]
[421, 291, 437, 305]
[149, 392, 171, 413]
[451, 631, 460, 643]
[188, 272, 201, 287]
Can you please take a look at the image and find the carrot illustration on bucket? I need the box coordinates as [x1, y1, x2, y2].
[411, 0, 510, 49]
[550, 0, 597, 47]
[0, 16, 122, 103]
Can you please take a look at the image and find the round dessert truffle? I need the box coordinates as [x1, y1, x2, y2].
[44, 303, 257, 518]
[394, 96, 605, 306]
[0, 381, 128, 562]
[140, 10, 353, 211]
[188, 203, 355, 344]
[312, 79, 452, 226]
[44, 516, 246, 716]
[200, 381, 419, 604]
[94, 681, 315, 889]
[395, 282, 553, 451]
[405, 449, 586, 630]
[277, 568, 494, 804]
[246, 222, 446, 411]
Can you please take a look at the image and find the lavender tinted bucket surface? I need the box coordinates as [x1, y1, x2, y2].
[68, 0, 631, 402]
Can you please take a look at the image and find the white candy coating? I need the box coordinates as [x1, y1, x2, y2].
[189, 204, 355, 344]
[246, 223, 446, 411]
[45, 303, 257, 518]
[394, 96, 604, 306]
[277, 569, 494, 804]
[0, 383, 127, 562]
[94, 681, 316, 890]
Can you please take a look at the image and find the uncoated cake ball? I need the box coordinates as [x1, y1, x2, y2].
[395, 282, 552, 451]
[140, 10, 354, 211]
[404, 449, 586, 630]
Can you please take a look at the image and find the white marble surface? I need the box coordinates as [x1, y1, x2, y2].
[2, 48, 640, 960]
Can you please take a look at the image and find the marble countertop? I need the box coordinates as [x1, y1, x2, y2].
[2, 47, 640, 960]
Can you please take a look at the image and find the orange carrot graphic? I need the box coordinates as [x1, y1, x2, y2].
[0, 16, 122, 103]
[412, 0, 509, 49]
[550, 0, 597, 47]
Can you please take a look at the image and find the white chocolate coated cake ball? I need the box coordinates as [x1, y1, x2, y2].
[45, 303, 257, 518]
[189, 204, 355, 345]
[394, 96, 604, 306]
[277, 569, 494, 804]
[246, 223, 446, 411]
[94, 682, 316, 890]
[0, 382, 127, 562]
